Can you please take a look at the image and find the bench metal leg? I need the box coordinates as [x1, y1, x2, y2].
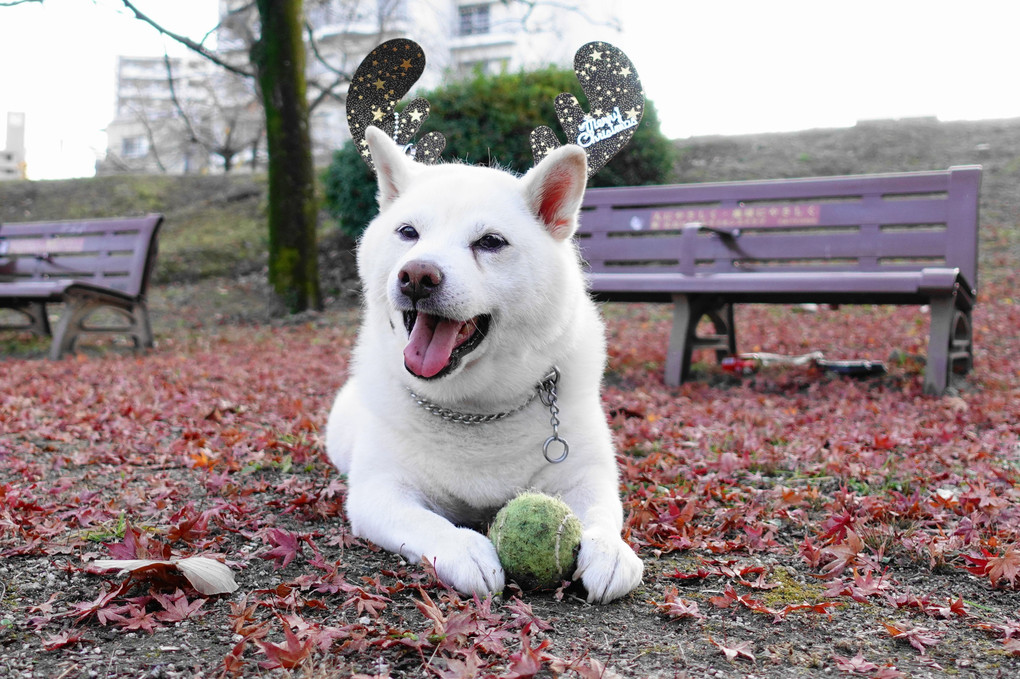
[705, 303, 737, 363]
[666, 296, 694, 386]
[666, 296, 736, 387]
[926, 294, 971, 395]
[133, 301, 155, 352]
[954, 309, 974, 375]
[0, 302, 52, 336]
[50, 297, 154, 360]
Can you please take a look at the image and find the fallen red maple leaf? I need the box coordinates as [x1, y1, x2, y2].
[740, 569, 781, 590]
[840, 568, 893, 601]
[973, 616, 1020, 640]
[504, 597, 553, 633]
[961, 546, 1020, 588]
[67, 580, 131, 623]
[503, 626, 553, 679]
[799, 536, 824, 569]
[260, 528, 305, 569]
[883, 622, 941, 654]
[41, 628, 88, 651]
[340, 585, 390, 619]
[819, 509, 858, 542]
[833, 652, 879, 673]
[436, 649, 485, 679]
[118, 604, 160, 634]
[820, 530, 866, 578]
[255, 616, 315, 670]
[104, 522, 171, 561]
[988, 546, 1020, 587]
[166, 504, 212, 542]
[772, 601, 841, 623]
[666, 566, 711, 581]
[649, 587, 705, 621]
[929, 597, 968, 619]
[152, 589, 208, 622]
[222, 638, 248, 677]
[709, 636, 756, 663]
[708, 585, 772, 616]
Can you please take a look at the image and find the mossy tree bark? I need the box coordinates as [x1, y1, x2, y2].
[251, 0, 321, 312]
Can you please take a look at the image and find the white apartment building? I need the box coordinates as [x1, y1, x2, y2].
[99, 0, 616, 175]
[0, 112, 26, 181]
[101, 56, 219, 175]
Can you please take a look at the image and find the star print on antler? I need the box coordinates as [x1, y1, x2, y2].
[530, 41, 644, 178]
[346, 39, 446, 171]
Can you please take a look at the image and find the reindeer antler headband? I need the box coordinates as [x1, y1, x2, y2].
[346, 39, 644, 177]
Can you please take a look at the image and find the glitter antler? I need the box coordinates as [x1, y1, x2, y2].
[347, 39, 643, 177]
[529, 41, 645, 178]
[346, 39, 446, 171]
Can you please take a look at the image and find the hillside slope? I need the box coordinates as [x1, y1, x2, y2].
[0, 174, 269, 284]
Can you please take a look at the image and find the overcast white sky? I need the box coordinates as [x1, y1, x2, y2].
[0, 0, 1017, 180]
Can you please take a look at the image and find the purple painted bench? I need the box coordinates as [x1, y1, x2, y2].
[577, 166, 981, 394]
[0, 214, 163, 359]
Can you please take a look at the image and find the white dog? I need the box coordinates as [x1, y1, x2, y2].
[325, 126, 642, 603]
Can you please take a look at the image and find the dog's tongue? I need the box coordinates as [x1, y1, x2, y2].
[404, 313, 466, 378]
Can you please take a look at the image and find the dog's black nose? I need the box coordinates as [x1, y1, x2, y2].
[398, 260, 443, 303]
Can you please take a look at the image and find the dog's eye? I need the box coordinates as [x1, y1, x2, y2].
[474, 233, 508, 253]
[397, 224, 419, 242]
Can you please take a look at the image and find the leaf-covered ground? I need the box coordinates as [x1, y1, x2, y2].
[2, 269, 1019, 679]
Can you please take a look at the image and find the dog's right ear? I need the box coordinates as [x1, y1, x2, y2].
[366, 126, 415, 209]
[522, 144, 588, 241]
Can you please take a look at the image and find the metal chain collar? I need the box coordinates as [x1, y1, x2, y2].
[407, 367, 569, 464]
[537, 369, 569, 463]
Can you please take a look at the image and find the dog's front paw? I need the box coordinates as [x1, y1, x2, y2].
[573, 532, 643, 604]
[424, 527, 505, 597]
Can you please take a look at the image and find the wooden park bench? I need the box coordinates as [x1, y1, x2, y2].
[577, 166, 981, 395]
[0, 214, 163, 359]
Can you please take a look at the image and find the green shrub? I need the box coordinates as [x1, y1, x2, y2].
[322, 140, 378, 240]
[323, 66, 675, 239]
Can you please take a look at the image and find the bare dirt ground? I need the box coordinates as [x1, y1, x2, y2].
[2, 117, 1020, 678]
[2, 275, 1019, 679]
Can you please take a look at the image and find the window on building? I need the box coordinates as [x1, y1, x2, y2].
[121, 136, 148, 158]
[459, 3, 490, 36]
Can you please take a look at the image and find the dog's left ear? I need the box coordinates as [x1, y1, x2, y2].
[366, 126, 416, 209]
[522, 144, 588, 241]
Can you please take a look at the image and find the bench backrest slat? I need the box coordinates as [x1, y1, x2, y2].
[0, 215, 163, 297]
[578, 166, 980, 288]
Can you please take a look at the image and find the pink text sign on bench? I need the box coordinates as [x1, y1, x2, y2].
[649, 204, 823, 230]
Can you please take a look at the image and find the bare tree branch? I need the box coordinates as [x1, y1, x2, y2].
[308, 73, 349, 112]
[118, 0, 254, 78]
[0, 0, 43, 6]
[304, 21, 349, 79]
[162, 51, 263, 172]
[138, 116, 169, 174]
[302, 16, 354, 113]
[122, 103, 169, 174]
[162, 52, 202, 146]
[501, 0, 622, 34]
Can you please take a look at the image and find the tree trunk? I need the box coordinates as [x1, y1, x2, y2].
[251, 0, 321, 312]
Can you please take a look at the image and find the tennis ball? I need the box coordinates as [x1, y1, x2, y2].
[488, 492, 583, 591]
